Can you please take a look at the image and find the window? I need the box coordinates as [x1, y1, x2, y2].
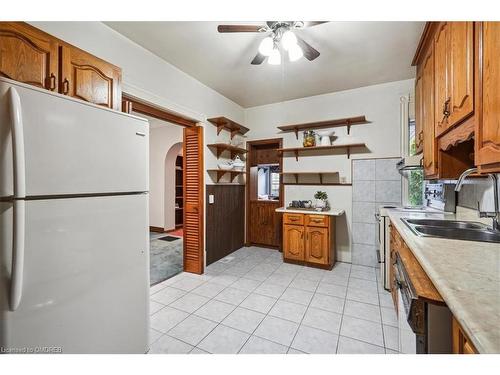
[257, 164, 280, 200]
[401, 95, 425, 207]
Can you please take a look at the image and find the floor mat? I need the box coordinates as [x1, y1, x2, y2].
[150, 238, 183, 286]
[158, 235, 181, 242]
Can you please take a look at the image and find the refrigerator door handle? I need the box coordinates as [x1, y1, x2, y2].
[10, 200, 26, 311]
[8, 87, 26, 198]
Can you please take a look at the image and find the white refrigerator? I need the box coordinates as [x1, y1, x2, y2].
[0, 77, 150, 354]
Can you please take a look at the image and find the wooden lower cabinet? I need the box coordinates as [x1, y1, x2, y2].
[283, 225, 304, 261]
[305, 226, 328, 265]
[282, 213, 335, 269]
[452, 317, 478, 354]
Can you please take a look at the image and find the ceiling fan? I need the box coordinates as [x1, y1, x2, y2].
[217, 21, 327, 65]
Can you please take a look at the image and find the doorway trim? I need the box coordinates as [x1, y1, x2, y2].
[245, 137, 284, 248]
[122, 94, 204, 274]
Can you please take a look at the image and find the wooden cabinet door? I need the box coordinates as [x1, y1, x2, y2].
[476, 22, 500, 171]
[434, 22, 450, 137]
[60, 45, 122, 110]
[422, 47, 438, 177]
[283, 225, 304, 261]
[305, 226, 328, 265]
[448, 22, 474, 127]
[249, 201, 280, 247]
[414, 70, 424, 154]
[0, 22, 59, 91]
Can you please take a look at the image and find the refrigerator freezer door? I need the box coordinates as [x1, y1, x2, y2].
[0, 78, 149, 198]
[0, 194, 149, 353]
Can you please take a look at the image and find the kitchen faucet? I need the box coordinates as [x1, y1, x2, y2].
[455, 167, 500, 231]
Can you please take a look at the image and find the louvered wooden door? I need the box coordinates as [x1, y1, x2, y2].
[183, 126, 204, 274]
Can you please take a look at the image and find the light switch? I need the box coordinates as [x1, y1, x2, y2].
[209, 194, 215, 204]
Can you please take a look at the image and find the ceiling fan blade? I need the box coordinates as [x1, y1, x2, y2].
[301, 21, 328, 28]
[251, 52, 266, 65]
[217, 25, 264, 33]
[296, 35, 320, 61]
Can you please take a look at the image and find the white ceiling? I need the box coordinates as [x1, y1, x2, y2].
[106, 21, 424, 108]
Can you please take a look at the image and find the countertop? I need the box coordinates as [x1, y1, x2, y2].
[387, 207, 500, 353]
[275, 207, 345, 216]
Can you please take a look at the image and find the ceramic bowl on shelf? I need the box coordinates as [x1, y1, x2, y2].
[232, 155, 245, 171]
[217, 162, 233, 170]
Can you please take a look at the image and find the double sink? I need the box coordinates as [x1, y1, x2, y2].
[402, 218, 500, 243]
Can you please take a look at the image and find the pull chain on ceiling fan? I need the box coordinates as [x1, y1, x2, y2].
[217, 21, 327, 65]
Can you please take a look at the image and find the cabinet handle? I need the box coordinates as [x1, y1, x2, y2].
[442, 97, 451, 118]
[47, 74, 56, 91]
[62, 78, 70, 95]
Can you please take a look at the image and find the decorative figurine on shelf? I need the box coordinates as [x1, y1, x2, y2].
[314, 191, 328, 211]
[303, 130, 316, 147]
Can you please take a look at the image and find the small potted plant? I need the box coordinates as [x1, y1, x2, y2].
[314, 191, 328, 210]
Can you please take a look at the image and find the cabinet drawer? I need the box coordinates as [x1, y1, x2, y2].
[283, 213, 304, 225]
[305, 214, 328, 227]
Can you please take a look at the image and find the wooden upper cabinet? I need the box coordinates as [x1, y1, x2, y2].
[434, 22, 450, 137]
[0, 22, 59, 91]
[448, 22, 474, 127]
[305, 226, 328, 265]
[414, 70, 424, 154]
[422, 47, 438, 178]
[283, 225, 304, 261]
[59, 45, 122, 111]
[476, 22, 500, 172]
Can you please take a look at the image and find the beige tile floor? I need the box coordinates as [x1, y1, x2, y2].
[148, 246, 399, 354]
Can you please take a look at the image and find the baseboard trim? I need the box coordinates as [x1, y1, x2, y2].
[150, 226, 165, 233]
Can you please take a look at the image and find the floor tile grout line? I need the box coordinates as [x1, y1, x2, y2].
[335, 264, 352, 353]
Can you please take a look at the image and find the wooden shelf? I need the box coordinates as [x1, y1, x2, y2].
[207, 168, 246, 183]
[207, 143, 248, 159]
[280, 171, 351, 185]
[277, 116, 370, 139]
[207, 117, 249, 139]
[277, 143, 367, 160]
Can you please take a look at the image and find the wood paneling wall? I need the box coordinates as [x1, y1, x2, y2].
[206, 185, 245, 265]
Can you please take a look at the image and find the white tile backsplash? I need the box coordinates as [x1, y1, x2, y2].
[352, 158, 401, 267]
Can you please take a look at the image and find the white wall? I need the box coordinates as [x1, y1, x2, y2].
[244, 79, 413, 262]
[138, 114, 183, 229]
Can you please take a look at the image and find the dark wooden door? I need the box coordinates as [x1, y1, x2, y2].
[183, 126, 204, 274]
[59, 45, 122, 110]
[249, 201, 281, 247]
[0, 22, 59, 91]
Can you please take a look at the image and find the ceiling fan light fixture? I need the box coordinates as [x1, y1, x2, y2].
[288, 44, 303, 62]
[281, 30, 298, 51]
[268, 48, 281, 65]
[258, 36, 274, 56]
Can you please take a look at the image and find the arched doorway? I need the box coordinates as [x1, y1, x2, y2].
[164, 142, 183, 233]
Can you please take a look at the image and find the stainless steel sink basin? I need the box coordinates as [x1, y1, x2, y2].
[404, 218, 487, 230]
[401, 218, 500, 244]
[412, 226, 500, 243]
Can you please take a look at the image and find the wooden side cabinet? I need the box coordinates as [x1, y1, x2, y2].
[282, 213, 336, 269]
[452, 317, 478, 354]
[475, 22, 500, 173]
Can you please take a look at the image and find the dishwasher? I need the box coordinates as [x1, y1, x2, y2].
[394, 253, 453, 354]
